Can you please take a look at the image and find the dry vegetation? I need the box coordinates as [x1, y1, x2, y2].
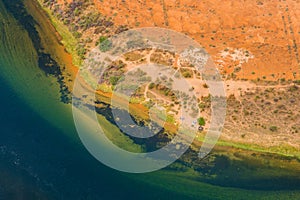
[40, 0, 128, 60]
[38, 0, 300, 153]
[94, 0, 300, 81]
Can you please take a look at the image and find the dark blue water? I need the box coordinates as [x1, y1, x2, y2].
[0, 73, 197, 199]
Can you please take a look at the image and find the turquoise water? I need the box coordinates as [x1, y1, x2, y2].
[0, 0, 300, 199]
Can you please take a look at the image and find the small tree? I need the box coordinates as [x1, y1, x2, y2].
[198, 117, 206, 126]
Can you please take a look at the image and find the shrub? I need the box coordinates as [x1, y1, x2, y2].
[182, 71, 192, 78]
[269, 126, 278, 132]
[99, 36, 108, 43]
[197, 117, 206, 126]
[73, 31, 82, 38]
[76, 46, 86, 59]
[99, 39, 112, 52]
[109, 76, 120, 86]
[203, 83, 209, 88]
[148, 82, 155, 89]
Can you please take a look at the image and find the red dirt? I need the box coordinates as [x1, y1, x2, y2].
[93, 0, 300, 81]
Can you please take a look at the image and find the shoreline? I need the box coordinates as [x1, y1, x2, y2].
[30, 0, 300, 160]
[2, 0, 300, 197]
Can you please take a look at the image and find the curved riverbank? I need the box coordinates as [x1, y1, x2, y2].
[31, 0, 300, 159]
[1, 0, 300, 198]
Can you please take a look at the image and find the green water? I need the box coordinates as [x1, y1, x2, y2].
[0, 0, 299, 199]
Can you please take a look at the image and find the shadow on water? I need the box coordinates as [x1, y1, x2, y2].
[87, 101, 172, 152]
[83, 102, 300, 191]
[193, 154, 300, 191]
[0, 74, 197, 199]
[2, 0, 71, 104]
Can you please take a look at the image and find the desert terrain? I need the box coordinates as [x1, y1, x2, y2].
[37, 0, 300, 155]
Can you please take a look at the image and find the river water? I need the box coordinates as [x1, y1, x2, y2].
[0, 0, 299, 199]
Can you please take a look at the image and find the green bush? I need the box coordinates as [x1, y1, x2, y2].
[148, 82, 155, 89]
[99, 36, 108, 43]
[182, 71, 192, 78]
[109, 76, 120, 86]
[76, 46, 86, 59]
[269, 126, 278, 132]
[197, 117, 206, 126]
[99, 39, 112, 52]
[73, 31, 82, 38]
